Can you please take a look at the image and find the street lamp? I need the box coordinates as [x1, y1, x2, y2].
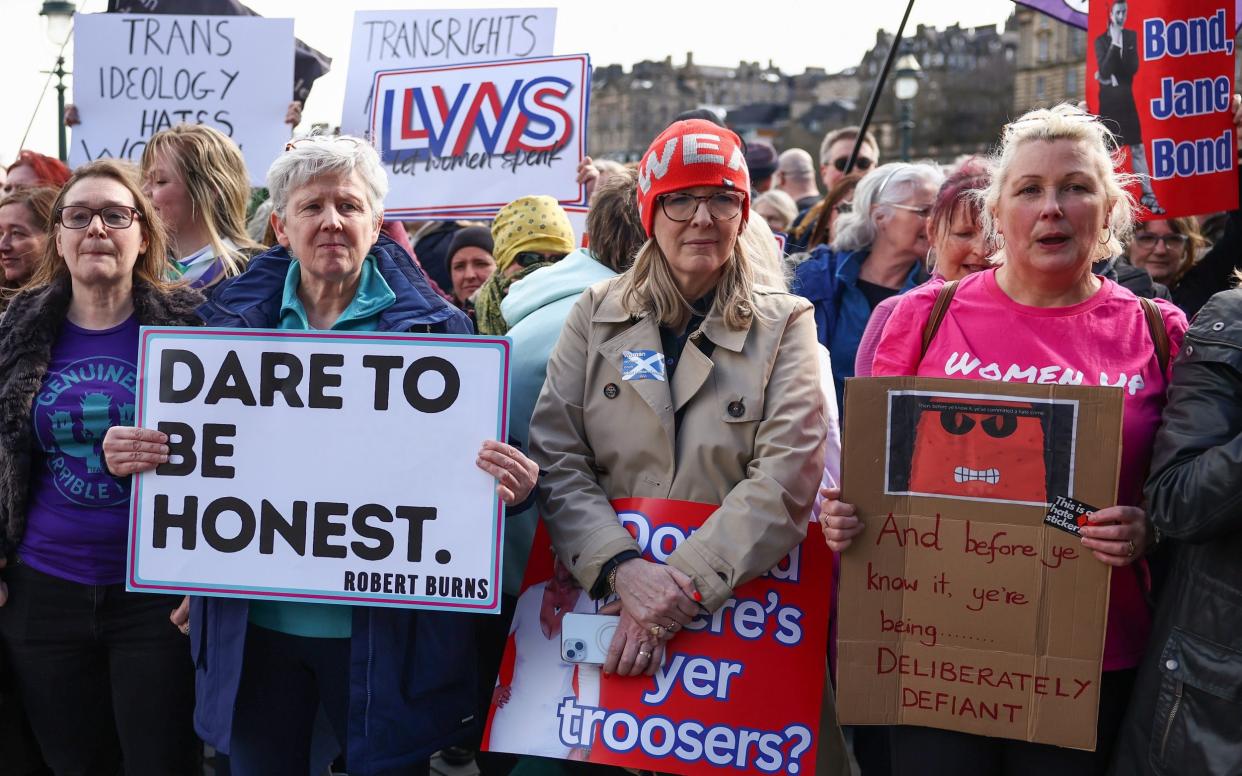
[40, 0, 77, 163]
[893, 54, 921, 162]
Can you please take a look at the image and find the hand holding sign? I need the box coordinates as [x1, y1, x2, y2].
[1078, 505, 1149, 565]
[103, 425, 170, 476]
[475, 439, 537, 506]
[817, 486, 864, 552]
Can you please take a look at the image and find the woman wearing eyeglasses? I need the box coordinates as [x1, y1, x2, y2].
[528, 118, 850, 772]
[0, 159, 203, 773]
[792, 161, 945, 410]
[1123, 218, 1204, 292]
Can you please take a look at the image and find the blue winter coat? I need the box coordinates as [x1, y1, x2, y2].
[190, 235, 479, 775]
[791, 245, 924, 408]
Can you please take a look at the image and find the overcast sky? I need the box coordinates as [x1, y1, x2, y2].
[1, 0, 1016, 165]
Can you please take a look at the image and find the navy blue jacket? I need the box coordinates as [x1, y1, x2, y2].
[190, 236, 480, 775]
[792, 245, 925, 408]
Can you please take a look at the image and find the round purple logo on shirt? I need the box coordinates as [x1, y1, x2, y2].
[34, 355, 136, 507]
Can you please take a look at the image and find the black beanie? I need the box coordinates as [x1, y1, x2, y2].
[447, 226, 495, 262]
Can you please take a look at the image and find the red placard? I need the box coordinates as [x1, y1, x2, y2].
[482, 498, 831, 775]
[1087, 0, 1238, 219]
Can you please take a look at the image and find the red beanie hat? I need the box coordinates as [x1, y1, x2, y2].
[636, 119, 750, 237]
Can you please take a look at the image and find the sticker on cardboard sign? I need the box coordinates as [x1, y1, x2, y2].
[1045, 495, 1099, 536]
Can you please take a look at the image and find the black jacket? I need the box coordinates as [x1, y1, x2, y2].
[1093, 256, 1171, 300]
[0, 276, 203, 557]
[1110, 289, 1242, 775]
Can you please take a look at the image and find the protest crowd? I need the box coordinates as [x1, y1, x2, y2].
[2, 4, 1242, 776]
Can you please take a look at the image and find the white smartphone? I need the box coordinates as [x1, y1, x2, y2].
[560, 612, 619, 665]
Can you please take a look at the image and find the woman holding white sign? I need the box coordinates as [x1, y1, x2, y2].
[104, 134, 538, 776]
[529, 118, 850, 773]
[0, 159, 204, 774]
[821, 104, 1191, 774]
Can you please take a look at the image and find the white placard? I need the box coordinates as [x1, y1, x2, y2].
[371, 54, 590, 220]
[127, 327, 509, 613]
[70, 14, 294, 186]
[341, 8, 557, 138]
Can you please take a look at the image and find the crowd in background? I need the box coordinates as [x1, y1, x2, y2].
[0, 80, 1240, 776]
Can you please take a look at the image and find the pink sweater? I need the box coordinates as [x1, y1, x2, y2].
[871, 269, 1187, 671]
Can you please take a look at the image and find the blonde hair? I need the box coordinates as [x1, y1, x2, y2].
[619, 232, 755, 330]
[29, 159, 175, 293]
[982, 103, 1137, 261]
[739, 217, 789, 290]
[141, 124, 261, 277]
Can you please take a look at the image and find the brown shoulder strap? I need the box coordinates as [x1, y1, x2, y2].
[920, 280, 960, 360]
[1139, 296, 1171, 375]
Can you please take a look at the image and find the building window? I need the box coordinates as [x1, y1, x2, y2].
[1065, 68, 1077, 97]
[1035, 75, 1046, 101]
[1038, 34, 1050, 63]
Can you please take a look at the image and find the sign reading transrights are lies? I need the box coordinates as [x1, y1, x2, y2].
[1087, 0, 1238, 220]
[126, 327, 510, 614]
[70, 14, 294, 186]
[370, 54, 590, 220]
[340, 7, 557, 138]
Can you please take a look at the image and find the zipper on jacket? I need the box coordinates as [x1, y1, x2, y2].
[1158, 679, 1184, 762]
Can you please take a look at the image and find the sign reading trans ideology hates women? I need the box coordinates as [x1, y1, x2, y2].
[836, 378, 1124, 750]
[482, 500, 831, 776]
[125, 327, 510, 614]
[1087, 0, 1239, 219]
[369, 54, 591, 220]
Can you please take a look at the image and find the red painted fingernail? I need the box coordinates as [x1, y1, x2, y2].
[692, 591, 702, 602]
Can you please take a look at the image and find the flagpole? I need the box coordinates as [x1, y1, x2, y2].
[845, 0, 917, 174]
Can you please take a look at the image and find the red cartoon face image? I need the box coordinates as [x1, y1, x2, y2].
[906, 398, 1049, 503]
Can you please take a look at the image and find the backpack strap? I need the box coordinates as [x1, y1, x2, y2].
[920, 280, 960, 360]
[1139, 296, 1171, 375]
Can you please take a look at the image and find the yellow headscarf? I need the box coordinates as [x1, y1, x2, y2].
[490, 195, 576, 272]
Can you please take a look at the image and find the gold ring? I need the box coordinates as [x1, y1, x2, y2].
[178, 623, 190, 635]
[1126, 540, 1136, 558]
[667, 621, 679, 632]
[650, 624, 664, 638]
[638, 650, 652, 660]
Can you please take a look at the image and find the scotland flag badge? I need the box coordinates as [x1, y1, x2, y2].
[621, 350, 665, 381]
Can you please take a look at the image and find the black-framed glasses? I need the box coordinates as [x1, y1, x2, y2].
[832, 157, 874, 172]
[658, 191, 745, 222]
[1133, 232, 1188, 251]
[57, 205, 142, 230]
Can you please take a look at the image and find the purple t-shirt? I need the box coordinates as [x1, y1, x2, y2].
[20, 316, 139, 585]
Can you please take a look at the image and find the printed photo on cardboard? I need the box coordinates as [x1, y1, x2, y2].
[884, 390, 1079, 507]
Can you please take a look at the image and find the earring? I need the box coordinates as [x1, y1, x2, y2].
[995, 234, 1006, 251]
[1098, 225, 1113, 246]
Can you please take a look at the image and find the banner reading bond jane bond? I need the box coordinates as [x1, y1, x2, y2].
[370, 54, 590, 220]
[1087, 0, 1238, 219]
[126, 327, 510, 614]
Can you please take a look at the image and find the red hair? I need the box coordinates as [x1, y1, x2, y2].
[7, 150, 71, 189]
[929, 157, 991, 247]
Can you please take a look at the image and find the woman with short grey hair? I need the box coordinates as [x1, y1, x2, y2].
[103, 134, 539, 775]
[792, 161, 944, 407]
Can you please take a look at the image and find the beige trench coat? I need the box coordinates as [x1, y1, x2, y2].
[529, 275, 851, 774]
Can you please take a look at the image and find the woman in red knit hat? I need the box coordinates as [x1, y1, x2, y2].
[527, 119, 850, 773]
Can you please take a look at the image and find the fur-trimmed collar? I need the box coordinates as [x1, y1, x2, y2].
[0, 276, 203, 555]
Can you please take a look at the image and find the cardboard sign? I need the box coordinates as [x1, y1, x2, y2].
[126, 327, 510, 613]
[1087, 0, 1238, 219]
[340, 8, 557, 137]
[70, 13, 294, 186]
[837, 377, 1123, 750]
[483, 499, 830, 775]
[371, 54, 590, 221]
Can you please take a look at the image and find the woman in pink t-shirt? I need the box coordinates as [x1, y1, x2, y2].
[822, 105, 1188, 775]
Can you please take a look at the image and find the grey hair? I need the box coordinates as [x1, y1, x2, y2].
[981, 103, 1137, 261]
[831, 162, 945, 252]
[266, 135, 389, 222]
